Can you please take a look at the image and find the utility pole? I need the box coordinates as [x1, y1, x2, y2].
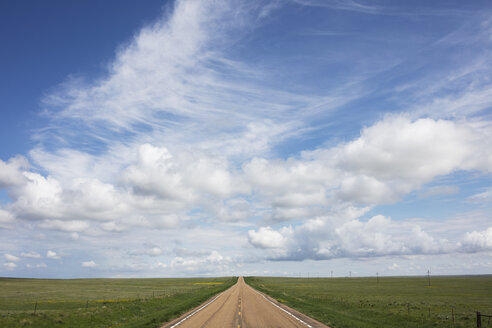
[331, 270, 333, 278]
[427, 270, 431, 286]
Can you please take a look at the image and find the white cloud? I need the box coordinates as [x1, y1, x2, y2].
[0, 209, 15, 228]
[388, 263, 400, 271]
[336, 117, 483, 179]
[82, 260, 97, 268]
[4, 253, 20, 262]
[100, 221, 123, 232]
[330, 117, 490, 204]
[8, 172, 63, 220]
[123, 144, 247, 202]
[41, 0, 301, 156]
[40, 220, 90, 232]
[26, 263, 47, 269]
[4, 113, 492, 265]
[248, 210, 492, 262]
[3, 262, 16, 269]
[468, 187, 492, 203]
[3, 114, 491, 266]
[122, 145, 194, 202]
[127, 245, 165, 258]
[244, 116, 492, 211]
[7, 173, 128, 223]
[147, 247, 162, 257]
[46, 250, 61, 259]
[461, 227, 492, 251]
[332, 215, 449, 257]
[0, 156, 28, 188]
[339, 175, 395, 204]
[21, 251, 41, 259]
[290, 0, 382, 14]
[249, 214, 455, 260]
[155, 262, 167, 269]
[248, 226, 291, 249]
[170, 250, 232, 273]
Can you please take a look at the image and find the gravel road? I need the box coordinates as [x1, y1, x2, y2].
[161, 277, 330, 328]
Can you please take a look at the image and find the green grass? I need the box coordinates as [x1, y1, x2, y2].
[245, 275, 492, 328]
[0, 276, 237, 328]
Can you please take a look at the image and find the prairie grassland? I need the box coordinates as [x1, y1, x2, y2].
[245, 275, 492, 328]
[0, 276, 237, 328]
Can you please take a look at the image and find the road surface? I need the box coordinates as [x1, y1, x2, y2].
[161, 277, 329, 328]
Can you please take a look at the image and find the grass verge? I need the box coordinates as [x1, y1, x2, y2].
[0, 276, 237, 328]
[245, 275, 492, 328]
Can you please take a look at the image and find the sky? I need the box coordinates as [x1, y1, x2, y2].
[1, 0, 492, 278]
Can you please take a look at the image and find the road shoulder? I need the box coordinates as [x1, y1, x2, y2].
[247, 284, 331, 328]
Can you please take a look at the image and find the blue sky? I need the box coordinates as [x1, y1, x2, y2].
[1, 0, 492, 278]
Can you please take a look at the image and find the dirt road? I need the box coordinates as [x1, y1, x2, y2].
[161, 277, 329, 328]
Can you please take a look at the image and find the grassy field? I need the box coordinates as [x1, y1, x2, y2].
[0, 276, 237, 328]
[245, 275, 492, 328]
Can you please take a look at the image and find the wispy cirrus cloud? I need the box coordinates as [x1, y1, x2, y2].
[290, 0, 473, 17]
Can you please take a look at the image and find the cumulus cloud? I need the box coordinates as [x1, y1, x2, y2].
[21, 251, 41, 259]
[155, 262, 167, 269]
[4, 254, 20, 262]
[461, 227, 492, 251]
[243, 116, 492, 226]
[100, 221, 123, 233]
[40, 220, 90, 232]
[0, 209, 15, 228]
[388, 263, 400, 271]
[171, 250, 232, 273]
[330, 117, 491, 204]
[339, 175, 395, 204]
[330, 215, 449, 257]
[7, 173, 128, 223]
[335, 118, 479, 181]
[82, 260, 97, 268]
[123, 144, 246, 202]
[0, 156, 28, 188]
[127, 245, 165, 258]
[147, 247, 163, 257]
[4, 114, 492, 264]
[9, 172, 63, 220]
[248, 226, 291, 249]
[247, 214, 484, 261]
[3, 262, 17, 269]
[26, 263, 47, 269]
[46, 250, 61, 259]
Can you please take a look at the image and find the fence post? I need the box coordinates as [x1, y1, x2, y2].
[33, 301, 37, 315]
[452, 307, 454, 323]
[477, 312, 481, 328]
